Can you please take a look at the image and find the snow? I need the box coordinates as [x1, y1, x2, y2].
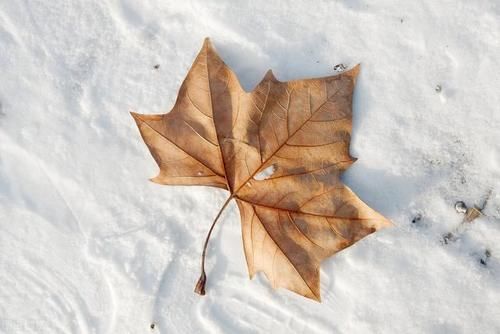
[1, 0, 500, 333]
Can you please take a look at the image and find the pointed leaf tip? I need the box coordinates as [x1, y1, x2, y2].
[199, 37, 227, 66]
[130, 111, 143, 125]
[344, 64, 361, 82]
[202, 37, 213, 50]
[263, 69, 277, 81]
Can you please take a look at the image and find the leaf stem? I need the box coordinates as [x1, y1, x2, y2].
[194, 195, 234, 295]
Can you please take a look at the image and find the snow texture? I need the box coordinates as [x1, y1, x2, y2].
[1, 1, 500, 333]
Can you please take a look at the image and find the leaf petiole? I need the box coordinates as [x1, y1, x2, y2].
[194, 195, 234, 295]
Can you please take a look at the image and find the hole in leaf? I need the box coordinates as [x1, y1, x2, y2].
[253, 164, 276, 180]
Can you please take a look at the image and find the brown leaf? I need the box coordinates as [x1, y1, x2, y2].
[131, 38, 392, 301]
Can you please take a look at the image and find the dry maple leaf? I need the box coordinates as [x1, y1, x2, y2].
[131, 38, 392, 301]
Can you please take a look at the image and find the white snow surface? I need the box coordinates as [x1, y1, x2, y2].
[1, 1, 500, 333]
